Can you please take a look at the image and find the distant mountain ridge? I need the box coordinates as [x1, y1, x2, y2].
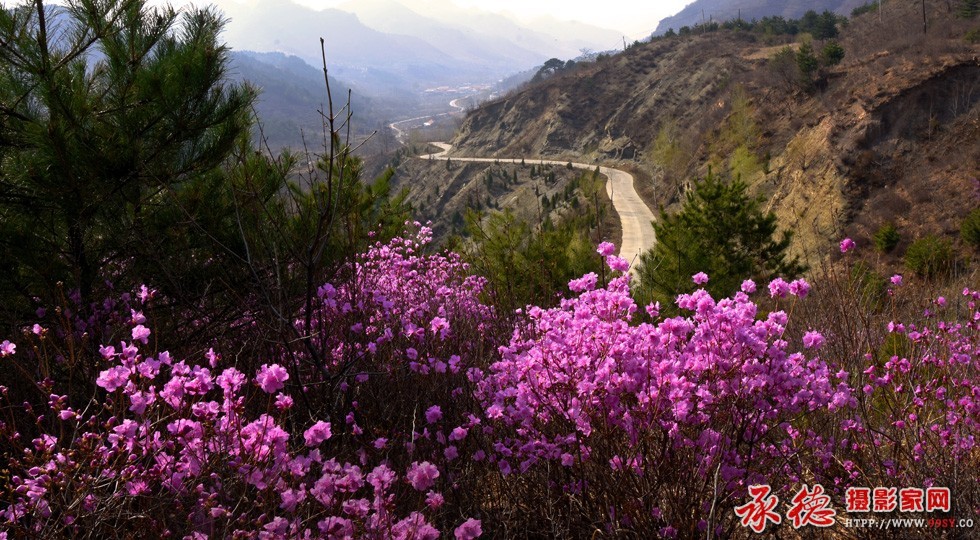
[219, 1, 455, 94]
[228, 51, 416, 152]
[228, 51, 361, 151]
[210, 0, 621, 101]
[653, 0, 868, 34]
[337, 0, 620, 72]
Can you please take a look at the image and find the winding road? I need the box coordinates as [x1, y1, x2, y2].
[419, 142, 657, 275]
[388, 99, 468, 143]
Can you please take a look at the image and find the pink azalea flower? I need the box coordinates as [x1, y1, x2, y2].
[768, 278, 790, 298]
[406, 461, 440, 491]
[96, 366, 131, 392]
[0, 340, 15, 357]
[393, 513, 439, 540]
[597, 242, 616, 256]
[367, 464, 396, 491]
[789, 279, 810, 298]
[274, 393, 294, 411]
[840, 237, 855, 253]
[425, 491, 445, 509]
[255, 363, 289, 394]
[217, 367, 245, 394]
[131, 324, 151, 344]
[425, 405, 442, 424]
[138, 284, 155, 303]
[569, 272, 598, 292]
[430, 316, 450, 339]
[303, 421, 332, 447]
[802, 330, 825, 350]
[128, 390, 154, 415]
[455, 518, 483, 540]
[444, 445, 459, 461]
[692, 272, 709, 285]
[606, 255, 630, 273]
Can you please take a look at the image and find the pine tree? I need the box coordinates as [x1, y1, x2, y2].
[958, 0, 980, 18]
[796, 41, 819, 82]
[638, 170, 805, 305]
[0, 0, 253, 306]
[821, 41, 845, 66]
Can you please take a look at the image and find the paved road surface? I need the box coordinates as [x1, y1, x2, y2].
[388, 99, 467, 143]
[420, 142, 657, 276]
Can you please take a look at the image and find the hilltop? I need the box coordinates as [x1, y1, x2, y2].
[652, 0, 869, 35]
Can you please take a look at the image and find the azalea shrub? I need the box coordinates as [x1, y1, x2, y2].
[0, 228, 491, 538]
[1, 235, 977, 538]
[1, 340, 479, 538]
[476, 246, 854, 536]
[836, 285, 980, 503]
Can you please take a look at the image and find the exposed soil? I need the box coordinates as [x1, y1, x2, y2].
[444, 5, 979, 267]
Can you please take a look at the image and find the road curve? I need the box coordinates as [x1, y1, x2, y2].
[419, 142, 657, 275]
[388, 98, 469, 143]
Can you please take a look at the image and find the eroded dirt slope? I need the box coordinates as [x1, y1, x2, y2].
[448, 5, 980, 261]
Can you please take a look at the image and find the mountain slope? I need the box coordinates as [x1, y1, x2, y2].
[406, 0, 620, 60]
[210, 0, 623, 104]
[217, 0, 488, 95]
[449, 5, 980, 260]
[336, 0, 554, 71]
[653, 0, 868, 34]
[228, 51, 398, 152]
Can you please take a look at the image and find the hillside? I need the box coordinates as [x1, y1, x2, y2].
[446, 4, 980, 264]
[389, 148, 620, 244]
[228, 51, 405, 152]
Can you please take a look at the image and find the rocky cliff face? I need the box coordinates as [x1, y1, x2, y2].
[448, 5, 980, 260]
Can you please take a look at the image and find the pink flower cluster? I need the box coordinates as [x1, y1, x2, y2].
[1, 230, 492, 537]
[3, 233, 977, 537]
[479, 262, 853, 489]
[841, 287, 979, 474]
[2, 329, 481, 537]
[303, 226, 492, 379]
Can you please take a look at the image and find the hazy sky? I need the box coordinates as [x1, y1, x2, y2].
[292, 0, 691, 37]
[455, 0, 690, 36]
